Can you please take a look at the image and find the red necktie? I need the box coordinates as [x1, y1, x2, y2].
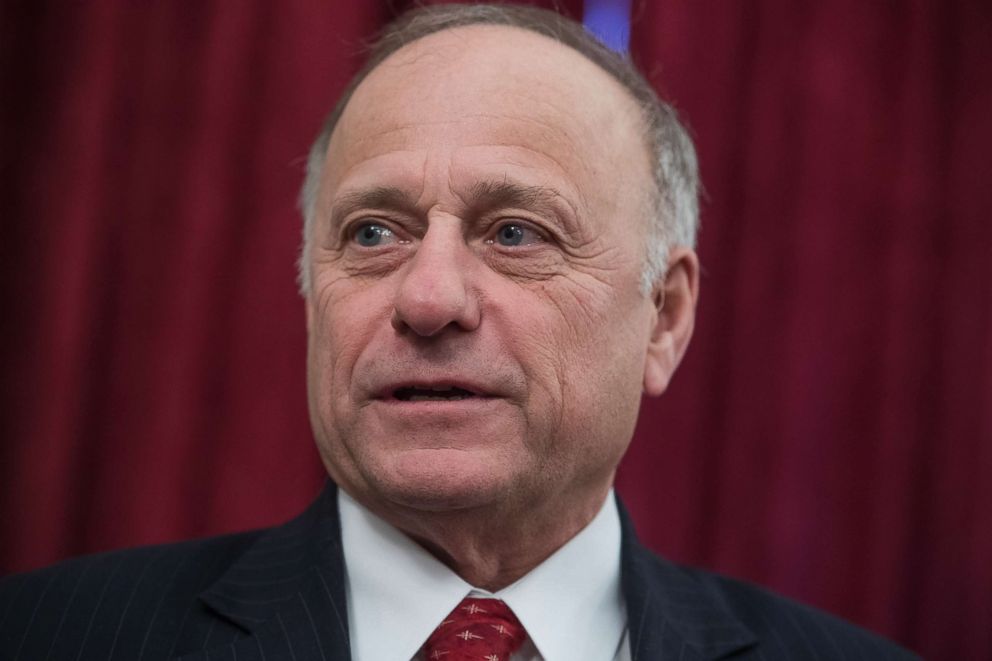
[422, 597, 527, 661]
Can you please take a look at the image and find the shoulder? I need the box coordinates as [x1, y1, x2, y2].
[681, 562, 921, 660]
[0, 530, 262, 660]
[618, 499, 920, 660]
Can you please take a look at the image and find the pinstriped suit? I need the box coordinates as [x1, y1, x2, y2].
[0, 482, 919, 660]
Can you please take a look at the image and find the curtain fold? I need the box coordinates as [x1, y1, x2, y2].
[2, 1, 988, 658]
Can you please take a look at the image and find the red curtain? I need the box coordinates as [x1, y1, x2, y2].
[2, 2, 989, 658]
[621, 2, 992, 658]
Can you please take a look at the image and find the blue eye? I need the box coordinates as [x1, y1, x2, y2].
[497, 225, 524, 246]
[493, 223, 542, 247]
[354, 223, 394, 247]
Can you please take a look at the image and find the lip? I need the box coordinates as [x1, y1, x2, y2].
[368, 393, 503, 430]
[372, 378, 498, 401]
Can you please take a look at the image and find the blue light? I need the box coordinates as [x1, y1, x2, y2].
[583, 0, 632, 53]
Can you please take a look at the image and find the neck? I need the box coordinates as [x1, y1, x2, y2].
[361, 485, 613, 591]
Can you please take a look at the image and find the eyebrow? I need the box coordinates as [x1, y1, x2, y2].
[328, 179, 580, 234]
[329, 186, 421, 229]
[469, 179, 584, 238]
[467, 179, 571, 215]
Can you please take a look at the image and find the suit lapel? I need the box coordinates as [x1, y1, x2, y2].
[619, 501, 758, 660]
[177, 484, 757, 661]
[177, 482, 351, 661]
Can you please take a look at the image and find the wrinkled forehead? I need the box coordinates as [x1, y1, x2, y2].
[326, 25, 651, 190]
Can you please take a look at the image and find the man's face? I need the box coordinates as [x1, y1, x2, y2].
[305, 26, 670, 517]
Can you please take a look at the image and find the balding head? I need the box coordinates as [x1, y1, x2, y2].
[298, 3, 698, 296]
[301, 4, 700, 590]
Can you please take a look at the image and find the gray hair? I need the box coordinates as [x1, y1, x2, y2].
[298, 3, 699, 295]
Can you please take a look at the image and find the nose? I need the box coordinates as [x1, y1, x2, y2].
[391, 221, 481, 337]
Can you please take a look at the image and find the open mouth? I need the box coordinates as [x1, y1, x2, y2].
[393, 386, 478, 402]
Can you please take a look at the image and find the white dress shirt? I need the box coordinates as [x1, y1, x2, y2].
[339, 489, 631, 661]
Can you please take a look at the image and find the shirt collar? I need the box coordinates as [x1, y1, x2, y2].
[339, 489, 625, 661]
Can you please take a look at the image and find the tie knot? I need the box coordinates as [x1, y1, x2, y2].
[424, 597, 527, 661]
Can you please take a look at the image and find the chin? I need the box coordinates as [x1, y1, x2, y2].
[367, 448, 520, 513]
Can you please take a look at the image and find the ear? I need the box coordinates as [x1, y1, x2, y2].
[643, 247, 700, 396]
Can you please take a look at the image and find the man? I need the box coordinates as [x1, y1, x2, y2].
[0, 4, 918, 660]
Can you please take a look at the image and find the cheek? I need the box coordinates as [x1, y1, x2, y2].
[519, 274, 650, 432]
[496, 276, 639, 414]
[309, 274, 392, 407]
[535, 271, 647, 358]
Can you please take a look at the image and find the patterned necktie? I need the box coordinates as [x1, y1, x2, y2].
[422, 597, 527, 661]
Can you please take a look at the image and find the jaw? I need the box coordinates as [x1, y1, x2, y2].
[357, 461, 616, 592]
[339, 399, 537, 510]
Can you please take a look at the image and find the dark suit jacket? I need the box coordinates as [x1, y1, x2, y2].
[1, 482, 918, 660]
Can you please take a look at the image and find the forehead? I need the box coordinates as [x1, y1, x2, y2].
[324, 25, 652, 220]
